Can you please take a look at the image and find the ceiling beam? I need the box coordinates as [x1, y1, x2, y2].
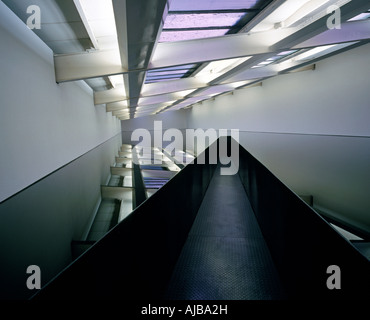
[149, 31, 285, 69]
[94, 86, 126, 105]
[137, 92, 184, 106]
[54, 18, 369, 85]
[106, 101, 128, 112]
[54, 49, 124, 83]
[141, 77, 207, 98]
[294, 19, 370, 49]
[112, 0, 169, 116]
[96, 78, 206, 105]
[271, 0, 370, 51]
[221, 42, 358, 84]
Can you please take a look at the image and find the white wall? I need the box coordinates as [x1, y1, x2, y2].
[0, 3, 122, 298]
[121, 110, 187, 146]
[0, 2, 121, 203]
[121, 109, 187, 131]
[188, 43, 370, 136]
[186, 43, 370, 234]
[0, 133, 122, 299]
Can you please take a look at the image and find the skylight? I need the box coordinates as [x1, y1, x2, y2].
[159, 29, 229, 42]
[163, 13, 245, 29]
[293, 42, 359, 62]
[168, 0, 266, 11]
[159, 0, 273, 42]
[145, 64, 198, 84]
[251, 50, 298, 68]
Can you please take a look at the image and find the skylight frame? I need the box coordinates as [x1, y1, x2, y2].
[167, 0, 271, 13]
[145, 64, 199, 84]
[162, 12, 247, 29]
[159, 0, 273, 43]
[159, 29, 230, 42]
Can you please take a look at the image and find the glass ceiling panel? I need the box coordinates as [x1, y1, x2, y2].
[163, 13, 245, 29]
[160, 0, 273, 43]
[145, 64, 198, 84]
[147, 70, 188, 76]
[168, 0, 267, 11]
[159, 29, 229, 42]
[251, 50, 299, 68]
[146, 75, 184, 80]
[150, 64, 198, 72]
[145, 78, 183, 82]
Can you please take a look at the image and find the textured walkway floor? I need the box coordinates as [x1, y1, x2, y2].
[164, 166, 287, 300]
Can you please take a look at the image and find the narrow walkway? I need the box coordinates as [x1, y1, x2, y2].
[165, 165, 286, 300]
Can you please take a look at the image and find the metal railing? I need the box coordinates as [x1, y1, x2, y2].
[233, 136, 369, 299]
[33, 137, 369, 300]
[33, 140, 217, 299]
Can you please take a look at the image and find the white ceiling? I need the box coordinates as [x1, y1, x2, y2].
[3, 0, 370, 119]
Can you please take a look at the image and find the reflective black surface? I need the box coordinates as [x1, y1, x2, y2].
[33, 137, 369, 300]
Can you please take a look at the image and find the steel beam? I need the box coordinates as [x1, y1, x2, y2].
[94, 86, 126, 105]
[112, 0, 169, 116]
[54, 49, 124, 83]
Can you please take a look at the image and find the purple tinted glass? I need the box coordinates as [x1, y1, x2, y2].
[163, 13, 245, 29]
[147, 70, 188, 76]
[145, 77, 182, 84]
[169, 0, 262, 11]
[146, 75, 183, 80]
[151, 64, 197, 71]
[159, 29, 228, 42]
